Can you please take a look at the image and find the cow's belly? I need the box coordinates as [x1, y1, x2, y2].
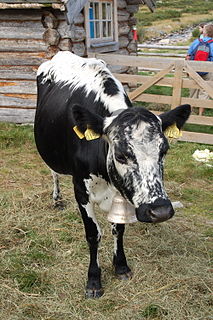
[84, 174, 116, 212]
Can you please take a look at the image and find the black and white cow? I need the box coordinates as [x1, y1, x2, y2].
[34, 52, 191, 298]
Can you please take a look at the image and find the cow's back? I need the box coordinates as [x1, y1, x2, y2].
[34, 52, 130, 176]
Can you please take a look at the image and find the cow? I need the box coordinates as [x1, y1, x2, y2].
[34, 51, 191, 298]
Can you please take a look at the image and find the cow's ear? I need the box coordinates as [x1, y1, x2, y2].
[72, 105, 104, 136]
[159, 104, 191, 131]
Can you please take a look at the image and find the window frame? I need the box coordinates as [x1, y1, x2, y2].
[85, 0, 118, 53]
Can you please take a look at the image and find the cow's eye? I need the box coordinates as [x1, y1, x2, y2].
[115, 153, 127, 164]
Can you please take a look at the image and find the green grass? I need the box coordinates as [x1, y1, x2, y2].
[0, 123, 212, 320]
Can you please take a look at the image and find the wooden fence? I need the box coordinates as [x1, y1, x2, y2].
[93, 53, 213, 145]
[0, 50, 212, 144]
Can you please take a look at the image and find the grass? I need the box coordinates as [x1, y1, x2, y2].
[136, 0, 213, 40]
[0, 123, 212, 320]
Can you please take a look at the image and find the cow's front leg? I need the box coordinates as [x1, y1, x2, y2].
[112, 223, 132, 280]
[74, 181, 103, 298]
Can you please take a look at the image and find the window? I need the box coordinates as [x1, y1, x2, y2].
[85, 0, 118, 52]
[89, 2, 112, 39]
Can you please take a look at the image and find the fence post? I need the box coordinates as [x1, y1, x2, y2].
[171, 60, 184, 109]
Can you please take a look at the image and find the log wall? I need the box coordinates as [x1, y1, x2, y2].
[0, 8, 86, 123]
[0, 0, 141, 123]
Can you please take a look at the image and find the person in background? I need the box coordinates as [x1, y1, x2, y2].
[198, 23, 205, 39]
[187, 24, 213, 116]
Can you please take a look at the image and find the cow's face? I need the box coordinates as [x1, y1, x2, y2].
[72, 104, 191, 223]
[104, 107, 173, 223]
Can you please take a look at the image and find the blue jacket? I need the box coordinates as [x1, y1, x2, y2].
[188, 37, 213, 61]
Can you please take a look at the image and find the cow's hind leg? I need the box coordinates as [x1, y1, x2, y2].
[51, 170, 64, 208]
[112, 223, 132, 280]
[74, 180, 103, 298]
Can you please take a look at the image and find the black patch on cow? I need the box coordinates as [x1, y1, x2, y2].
[124, 93, 133, 108]
[103, 77, 119, 96]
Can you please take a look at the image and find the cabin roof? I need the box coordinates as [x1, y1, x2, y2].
[0, 0, 156, 19]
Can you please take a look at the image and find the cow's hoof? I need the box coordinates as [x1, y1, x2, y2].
[85, 288, 104, 299]
[116, 271, 133, 280]
[53, 200, 66, 210]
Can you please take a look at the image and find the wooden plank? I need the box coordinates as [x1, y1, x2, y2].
[179, 131, 213, 145]
[185, 63, 213, 99]
[0, 94, 36, 108]
[0, 66, 38, 80]
[129, 63, 174, 100]
[0, 27, 44, 40]
[0, 39, 47, 52]
[133, 93, 172, 105]
[0, 80, 36, 94]
[95, 54, 213, 73]
[138, 52, 185, 58]
[138, 44, 189, 50]
[0, 108, 35, 124]
[114, 73, 213, 90]
[151, 111, 213, 126]
[181, 97, 213, 109]
[171, 60, 183, 108]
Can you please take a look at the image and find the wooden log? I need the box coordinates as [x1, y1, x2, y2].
[41, 12, 58, 29]
[0, 0, 60, 3]
[0, 53, 47, 66]
[0, 108, 35, 123]
[46, 45, 60, 58]
[0, 39, 47, 52]
[0, 27, 44, 40]
[0, 10, 65, 21]
[0, 94, 36, 108]
[58, 38, 72, 51]
[0, 66, 38, 80]
[0, 80, 37, 94]
[43, 28, 60, 46]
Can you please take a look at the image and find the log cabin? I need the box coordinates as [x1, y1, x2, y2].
[0, 0, 156, 123]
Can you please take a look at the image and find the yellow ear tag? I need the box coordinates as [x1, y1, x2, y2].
[164, 123, 182, 139]
[84, 128, 100, 141]
[73, 126, 85, 139]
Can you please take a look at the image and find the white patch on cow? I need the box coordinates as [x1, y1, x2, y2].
[130, 122, 167, 206]
[82, 202, 101, 246]
[51, 170, 60, 201]
[84, 174, 116, 212]
[111, 224, 118, 255]
[37, 51, 128, 114]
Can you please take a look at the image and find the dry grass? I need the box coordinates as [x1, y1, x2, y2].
[0, 123, 212, 320]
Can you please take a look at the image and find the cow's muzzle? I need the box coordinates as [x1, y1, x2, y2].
[136, 198, 174, 223]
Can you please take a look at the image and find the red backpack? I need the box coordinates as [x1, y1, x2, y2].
[191, 38, 213, 75]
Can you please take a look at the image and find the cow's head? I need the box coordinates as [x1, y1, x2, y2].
[72, 104, 191, 223]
